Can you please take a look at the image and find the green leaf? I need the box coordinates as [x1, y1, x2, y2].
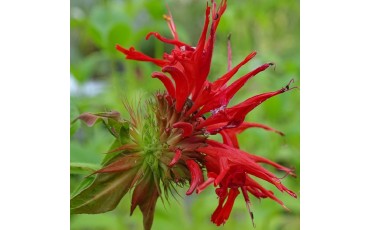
[70, 176, 95, 198]
[105, 117, 129, 144]
[70, 168, 137, 214]
[70, 162, 100, 175]
[101, 139, 123, 166]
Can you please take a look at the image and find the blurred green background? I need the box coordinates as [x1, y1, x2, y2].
[70, 0, 300, 229]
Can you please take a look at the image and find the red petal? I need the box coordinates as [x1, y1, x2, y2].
[145, 32, 191, 49]
[162, 66, 190, 112]
[185, 159, 204, 195]
[212, 51, 257, 90]
[214, 157, 230, 185]
[168, 149, 182, 167]
[212, 188, 239, 226]
[116, 45, 168, 67]
[152, 72, 176, 98]
[196, 176, 215, 194]
[218, 122, 284, 148]
[173, 121, 193, 137]
[196, 63, 273, 117]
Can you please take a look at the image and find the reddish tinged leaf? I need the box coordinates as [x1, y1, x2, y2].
[139, 186, 160, 230]
[104, 143, 138, 154]
[169, 149, 182, 167]
[173, 121, 193, 137]
[185, 159, 204, 195]
[152, 72, 176, 98]
[162, 66, 189, 112]
[92, 155, 140, 174]
[130, 171, 160, 230]
[70, 168, 137, 214]
[73, 111, 121, 127]
[73, 113, 100, 127]
[116, 45, 168, 67]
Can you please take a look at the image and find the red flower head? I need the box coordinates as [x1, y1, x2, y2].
[72, 0, 297, 229]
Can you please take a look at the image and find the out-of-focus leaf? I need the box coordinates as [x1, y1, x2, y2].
[70, 102, 80, 137]
[71, 52, 107, 83]
[107, 23, 132, 54]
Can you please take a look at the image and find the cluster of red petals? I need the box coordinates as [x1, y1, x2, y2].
[116, 0, 296, 226]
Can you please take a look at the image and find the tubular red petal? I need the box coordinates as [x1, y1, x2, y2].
[152, 72, 176, 98]
[214, 157, 230, 185]
[216, 122, 284, 148]
[196, 62, 273, 116]
[196, 176, 215, 194]
[212, 188, 239, 226]
[162, 66, 190, 112]
[220, 130, 238, 148]
[211, 190, 227, 225]
[212, 51, 257, 90]
[145, 32, 192, 49]
[220, 130, 238, 147]
[197, 84, 292, 129]
[247, 154, 295, 176]
[224, 63, 273, 98]
[233, 122, 284, 136]
[173, 121, 193, 137]
[193, 4, 211, 61]
[116, 45, 168, 67]
[185, 159, 204, 195]
[168, 149, 182, 167]
[194, 0, 227, 100]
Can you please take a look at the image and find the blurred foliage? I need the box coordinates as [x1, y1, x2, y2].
[70, 0, 300, 229]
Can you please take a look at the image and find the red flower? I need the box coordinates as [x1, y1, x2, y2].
[72, 1, 297, 229]
[116, 0, 297, 227]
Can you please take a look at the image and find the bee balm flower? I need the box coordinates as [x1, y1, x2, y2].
[71, 0, 297, 229]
